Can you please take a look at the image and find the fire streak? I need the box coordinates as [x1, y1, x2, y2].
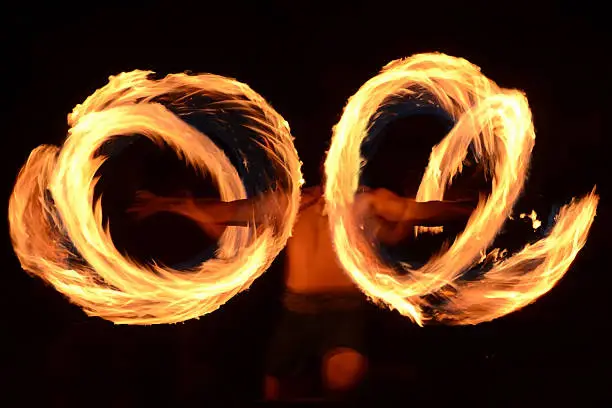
[9, 55, 598, 327]
[324, 53, 598, 325]
[8, 71, 301, 324]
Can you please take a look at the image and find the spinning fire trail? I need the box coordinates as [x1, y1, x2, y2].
[8, 72, 302, 324]
[8, 53, 598, 326]
[325, 53, 598, 325]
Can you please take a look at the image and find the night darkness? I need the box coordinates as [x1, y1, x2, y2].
[3, 1, 610, 406]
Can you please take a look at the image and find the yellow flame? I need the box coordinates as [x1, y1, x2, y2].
[8, 71, 301, 324]
[9, 55, 599, 328]
[440, 191, 597, 324]
[325, 53, 598, 325]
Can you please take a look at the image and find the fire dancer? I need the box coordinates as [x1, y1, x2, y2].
[129, 179, 474, 400]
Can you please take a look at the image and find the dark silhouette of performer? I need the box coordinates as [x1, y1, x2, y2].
[130, 181, 474, 401]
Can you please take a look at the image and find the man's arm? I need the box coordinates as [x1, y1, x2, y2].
[357, 188, 475, 244]
[128, 189, 288, 239]
[178, 186, 318, 226]
[369, 188, 475, 224]
[370, 218, 415, 246]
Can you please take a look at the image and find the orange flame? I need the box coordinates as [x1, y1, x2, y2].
[325, 53, 598, 325]
[437, 191, 597, 324]
[8, 71, 301, 324]
[9, 56, 599, 327]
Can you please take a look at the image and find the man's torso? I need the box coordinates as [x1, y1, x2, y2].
[284, 187, 359, 294]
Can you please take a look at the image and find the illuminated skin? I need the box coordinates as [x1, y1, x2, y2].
[129, 184, 473, 399]
[131, 186, 472, 293]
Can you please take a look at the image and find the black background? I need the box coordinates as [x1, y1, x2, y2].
[2, 1, 609, 406]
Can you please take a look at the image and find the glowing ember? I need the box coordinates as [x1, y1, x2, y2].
[8, 71, 301, 324]
[520, 210, 542, 230]
[325, 53, 598, 325]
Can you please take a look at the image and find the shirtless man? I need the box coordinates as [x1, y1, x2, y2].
[129, 183, 474, 401]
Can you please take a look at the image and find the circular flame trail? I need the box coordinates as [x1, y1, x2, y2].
[8, 71, 301, 325]
[325, 53, 599, 326]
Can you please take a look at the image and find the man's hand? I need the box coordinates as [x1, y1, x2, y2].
[127, 191, 172, 221]
[126, 190, 229, 239]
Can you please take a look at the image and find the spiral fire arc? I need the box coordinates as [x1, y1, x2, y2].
[9, 53, 598, 325]
[8, 71, 302, 324]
